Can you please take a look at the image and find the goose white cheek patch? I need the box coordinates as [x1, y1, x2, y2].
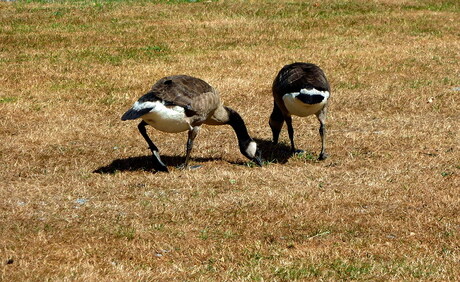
[245, 141, 257, 158]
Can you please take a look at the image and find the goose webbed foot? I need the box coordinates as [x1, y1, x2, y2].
[318, 152, 328, 161]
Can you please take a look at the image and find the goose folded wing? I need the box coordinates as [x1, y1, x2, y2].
[297, 65, 330, 91]
[278, 64, 329, 93]
[151, 75, 216, 116]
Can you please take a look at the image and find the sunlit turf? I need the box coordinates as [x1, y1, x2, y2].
[1, 0, 459, 280]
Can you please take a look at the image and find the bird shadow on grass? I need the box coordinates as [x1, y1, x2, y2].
[93, 139, 294, 174]
[253, 138, 293, 164]
[93, 155, 221, 174]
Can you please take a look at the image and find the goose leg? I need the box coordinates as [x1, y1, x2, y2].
[285, 115, 302, 154]
[269, 102, 284, 144]
[317, 107, 328, 160]
[137, 121, 168, 172]
[183, 126, 200, 169]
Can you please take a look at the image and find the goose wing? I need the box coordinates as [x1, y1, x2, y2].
[121, 75, 220, 120]
[148, 75, 221, 117]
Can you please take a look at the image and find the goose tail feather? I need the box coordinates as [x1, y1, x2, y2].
[296, 93, 326, 104]
[121, 108, 152, 121]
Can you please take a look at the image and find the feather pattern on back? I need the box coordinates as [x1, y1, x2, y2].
[273, 62, 330, 95]
[140, 75, 221, 119]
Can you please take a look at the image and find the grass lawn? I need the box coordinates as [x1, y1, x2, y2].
[1, 0, 459, 280]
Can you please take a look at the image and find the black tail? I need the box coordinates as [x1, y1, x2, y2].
[121, 107, 152, 121]
[295, 93, 325, 104]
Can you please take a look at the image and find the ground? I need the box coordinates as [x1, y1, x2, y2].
[1, 0, 459, 280]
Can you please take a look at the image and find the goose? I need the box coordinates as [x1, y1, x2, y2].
[269, 62, 330, 160]
[121, 75, 263, 172]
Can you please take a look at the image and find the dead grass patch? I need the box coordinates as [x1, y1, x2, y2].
[1, 0, 459, 280]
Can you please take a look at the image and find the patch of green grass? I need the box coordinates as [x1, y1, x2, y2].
[0, 97, 18, 103]
[31, 104, 44, 111]
[329, 259, 373, 279]
[199, 229, 209, 240]
[409, 79, 433, 89]
[381, 259, 444, 278]
[271, 258, 447, 280]
[222, 229, 237, 239]
[49, 80, 85, 92]
[440, 171, 453, 177]
[244, 160, 261, 168]
[71, 45, 170, 65]
[134, 45, 170, 58]
[294, 151, 316, 161]
[162, 0, 213, 3]
[11, 23, 36, 33]
[46, 22, 91, 32]
[440, 246, 455, 256]
[406, 263, 441, 279]
[314, 1, 383, 18]
[139, 200, 151, 208]
[402, 1, 460, 12]
[204, 258, 217, 272]
[115, 225, 136, 240]
[335, 80, 368, 90]
[20, 0, 213, 4]
[248, 251, 268, 265]
[274, 264, 321, 279]
[98, 95, 118, 105]
[409, 22, 443, 37]
[149, 223, 165, 231]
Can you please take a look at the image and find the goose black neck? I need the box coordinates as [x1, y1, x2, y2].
[225, 106, 252, 144]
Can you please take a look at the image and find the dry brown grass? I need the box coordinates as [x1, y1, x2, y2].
[1, 0, 459, 280]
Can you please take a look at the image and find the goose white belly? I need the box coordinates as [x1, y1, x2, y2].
[283, 88, 329, 117]
[138, 101, 191, 133]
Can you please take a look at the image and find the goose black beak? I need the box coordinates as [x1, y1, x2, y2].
[253, 152, 263, 167]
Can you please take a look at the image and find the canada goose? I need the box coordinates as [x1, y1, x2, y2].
[269, 62, 330, 160]
[121, 75, 263, 172]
